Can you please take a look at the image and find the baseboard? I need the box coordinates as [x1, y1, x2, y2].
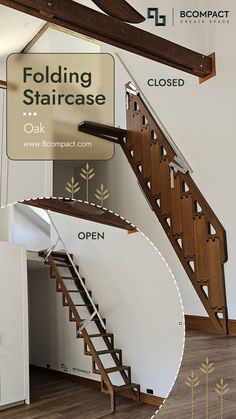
[30, 365, 164, 407]
[185, 315, 236, 335]
[0, 401, 25, 411]
[30, 364, 101, 389]
[140, 392, 164, 407]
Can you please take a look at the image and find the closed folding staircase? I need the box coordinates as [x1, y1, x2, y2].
[79, 83, 228, 335]
[39, 249, 140, 413]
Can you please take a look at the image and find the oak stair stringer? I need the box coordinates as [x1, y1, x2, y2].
[79, 91, 228, 335]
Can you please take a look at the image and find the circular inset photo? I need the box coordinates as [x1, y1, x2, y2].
[0, 198, 184, 418]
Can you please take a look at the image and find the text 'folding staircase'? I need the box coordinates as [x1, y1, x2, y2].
[79, 84, 228, 335]
[39, 214, 140, 414]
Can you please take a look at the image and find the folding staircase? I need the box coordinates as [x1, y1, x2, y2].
[79, 85, 228, 335]
[39, 249, 140, 413]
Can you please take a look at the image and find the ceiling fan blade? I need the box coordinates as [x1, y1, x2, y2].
[92, 0, 145, 23]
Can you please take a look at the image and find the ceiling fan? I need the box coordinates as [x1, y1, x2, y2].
[91, 0, 145, 23]
[0, 0, 214, 79]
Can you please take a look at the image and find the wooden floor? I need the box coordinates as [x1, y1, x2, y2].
[155, 331, 236, 419]
[0, 370, 155, 419]
[1, 331, 236, 418]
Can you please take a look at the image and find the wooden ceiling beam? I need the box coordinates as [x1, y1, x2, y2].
[0, 0, 214, 78]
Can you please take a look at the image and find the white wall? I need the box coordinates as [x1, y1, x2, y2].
[0, 89, 53, 206]
[13, 205, 50, 251]
[29, 212, 184, 398]
[0, 203, 50, 250]
[94, 0, 236, 318]
[30, 26, 100, 54]
[53, 164, 74, 198]
[0, 205, 13, 242]
[0, 63, 6, 80]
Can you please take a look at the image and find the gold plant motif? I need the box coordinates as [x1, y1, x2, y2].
[184, 358, 230, 419]
[215, 378, 229, 419]
[95, 184, 110, 206]
[200, 358, 215, 419]
[185, 371, 200, 419]
[65, 176, 80, 199]
[80, 162, 95, 201]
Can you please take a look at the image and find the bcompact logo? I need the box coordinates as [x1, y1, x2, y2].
[147, 7, 167, 26]
[147, 7, 230, 27]
[179, 9, 230, 24]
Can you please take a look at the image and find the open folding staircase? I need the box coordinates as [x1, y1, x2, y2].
[39, 248, 140, 413]
[79, 84, 228, 335]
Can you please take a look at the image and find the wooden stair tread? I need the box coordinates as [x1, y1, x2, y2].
[97, 349, 120, 355]
[114, 383, 140, 392]
[77, 333, 113, 338]
[38, 250, 49, 258]
[39, 250, 69, 258]
[81, 318, 105, 322]
[87, 349, 120, 356]
[51, 251, 67, 256]
[64, 290, 89, 293]
[52, 255, 67, 259]
[64, 304, 98, 307]
[105, 366, 130, 374]
[55, 263, 74, 267]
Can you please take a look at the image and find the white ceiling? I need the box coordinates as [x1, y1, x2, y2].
[0, 3, 101, 61]
[0, 3, 100, 80]
[0, 5, 44, 61]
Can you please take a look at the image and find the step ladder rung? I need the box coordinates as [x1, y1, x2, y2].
[94, 365, 130, 374]
[81, 318, 105, 323]
[64, 303, 98, 308]
[47, 251, 72, 257]
[106, 365, 130, 374]
[67, 290, 88, 293]
[61, 277, 85, 281]
[51, 256, 68, 261]
[106, 366, 130, 374]
[77, 333, 113, 339]
[86, 349, 121, 356]
[97, 349, 121, 356]
[55, 263, 74, 268]
[58, 289, 91, 294]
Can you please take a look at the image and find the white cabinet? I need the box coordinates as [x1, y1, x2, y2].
[0, 355, 26, 406]
[0, 242, 29, 408]
[0, 89, 53, 207]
